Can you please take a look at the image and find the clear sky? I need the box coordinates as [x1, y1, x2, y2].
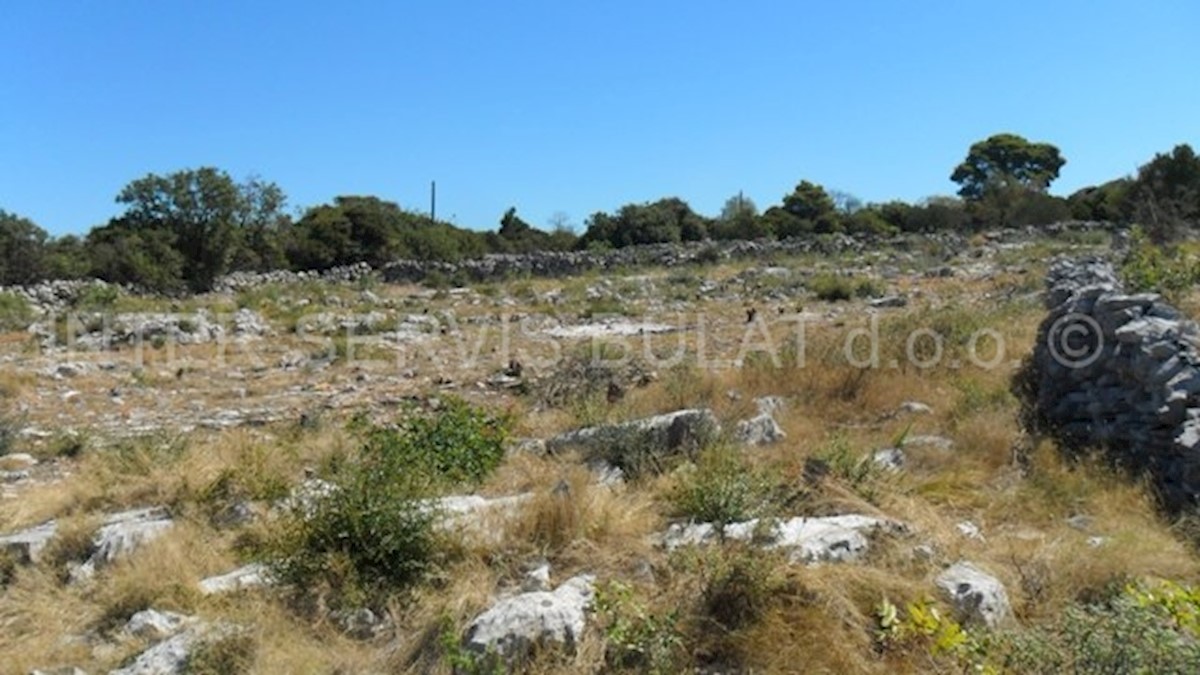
[2, 1, 1197, 236]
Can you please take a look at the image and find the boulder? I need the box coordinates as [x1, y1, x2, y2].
[545, 409, 720, 457]
[935, 561, 1011, 628]
[463, 575, 595, 659]
[109, 630, 198, 675]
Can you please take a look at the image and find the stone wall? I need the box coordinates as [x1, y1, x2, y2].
[1, 221, 1115, 309]
[1020, 257, 1200, 511]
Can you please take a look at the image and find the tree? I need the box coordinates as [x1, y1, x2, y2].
[1129, 144, 1200, 243]
[713, 193, 766, 240]
[0, 210, 49, 285]
[951, 133, 1066, 201]
[114, 167, 288, 292]
[780, 180, 840, 234]
[578, 197, 709, 249]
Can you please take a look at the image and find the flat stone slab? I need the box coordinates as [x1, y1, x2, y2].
[0, 520, 57, 564]
[663, 514, 903, 563]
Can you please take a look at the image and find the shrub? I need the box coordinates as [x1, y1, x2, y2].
[808, 273, 883, 302]
[268, 400, 508, 609]
[1121, 226, 1200, 300]
[700, 548, 780, 631]
[594, 581, 685, 674]
[72, 284, 121, 310]
[668, 447, 776, 532]
[361, 398, 509, 487]
[0, 292, 33, 332]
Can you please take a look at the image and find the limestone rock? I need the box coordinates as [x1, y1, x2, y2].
[124, 609, 193, 641]
[463, 575, 595, 659]
[198, 563, 271, 595]
[545, 409, 720, 458]
[0, 520, 57, 564]
[663, 514, 903, 564]
[935, 561, 1011, 628]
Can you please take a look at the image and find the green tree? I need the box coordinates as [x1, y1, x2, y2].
[0, 210, 49, 285]
[951, 133, 1066, 201]
[713, 193, 765, 240]
[1129, 144, 1200, 243]
[1068, 179, 1133, 222]
[780, 180, 840, 234]
[229, 176, 291, 271]
[578, 197, 709, 249]
[114, 168, 287, 292]
[44, 235, 91, 280]
[86, 219, 186, 293]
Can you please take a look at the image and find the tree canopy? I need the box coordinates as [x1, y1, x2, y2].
[951, 133, 1066, 201]
[0, 210, 50, 286]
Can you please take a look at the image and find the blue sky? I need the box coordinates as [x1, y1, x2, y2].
[2, 1, 1196, 236]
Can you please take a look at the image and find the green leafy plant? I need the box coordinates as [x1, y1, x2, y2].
[0, 292, 33, 332]
[1122, 225, 1200, 300]
[594, 581, 685, 674]
[668, 447, 776, 533]
[437, 617, 506, 675]
[267, 400, 508, 610]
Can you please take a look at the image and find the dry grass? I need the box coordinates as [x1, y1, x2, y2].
[3, 237, 1199, 673]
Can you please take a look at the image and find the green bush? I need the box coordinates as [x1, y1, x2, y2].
[361, 398, 509, 487]
[268, 400, 509, 609]
[72, 284, 121, 310]
[808, 273, 883, 302]
[668, 447, 776, 532]
[594, 581, 685, 675]
[700, 548, 781, 631]
[0, 292, 33, 332]
[1122, 226, 1200, 300]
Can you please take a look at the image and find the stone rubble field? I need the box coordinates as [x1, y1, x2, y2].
[3, 225, 1200, 674]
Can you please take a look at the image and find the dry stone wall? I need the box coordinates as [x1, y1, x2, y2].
[1021, 257, 1200, 511]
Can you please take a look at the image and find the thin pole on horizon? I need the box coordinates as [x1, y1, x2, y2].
[430, 180, 437, 225]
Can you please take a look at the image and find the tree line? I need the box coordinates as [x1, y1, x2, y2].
[1, 134, 1197, 293]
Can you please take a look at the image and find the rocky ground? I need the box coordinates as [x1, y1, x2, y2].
[4, 225, 1200, 674]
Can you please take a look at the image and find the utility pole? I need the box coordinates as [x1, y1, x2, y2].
[430, 180, 437, 224]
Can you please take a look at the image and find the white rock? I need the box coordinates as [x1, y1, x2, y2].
[198, 563, 271, 595]
[662, 514, 903, 564]
[124, 609, 193, 641]
[898, 401, 933, 415]
[956, 521, 985, 541]
[872, 448, 906, 472]
[90, 507, 173, 567]
[464, 575, 595, 658]
[935, 562, 1011, 628]
[0, 452, 37, 469]
[735, 413, 786, 446]
[521, 562, 552, 592]
[0, 520, 58, 563]
[109, 629, 197, 675]
[71, 507, 173, 582]
[545, 409, 720, 456]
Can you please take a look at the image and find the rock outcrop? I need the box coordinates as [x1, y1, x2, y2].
[662, 514, 904, 564]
